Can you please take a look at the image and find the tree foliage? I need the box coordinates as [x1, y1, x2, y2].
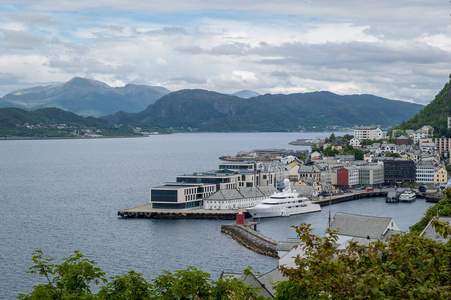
[276, 222, 451, 299]
[18, 252, 265, 300]
[410, 188, 451, 234]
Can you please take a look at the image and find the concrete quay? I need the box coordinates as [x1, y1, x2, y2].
[118, 204, 249, 220]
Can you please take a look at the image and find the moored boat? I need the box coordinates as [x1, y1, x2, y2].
[399, 189, 416, 203]
[246, 179, 321, 218]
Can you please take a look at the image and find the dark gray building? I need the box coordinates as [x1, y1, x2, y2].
[383, 160, 416, 184]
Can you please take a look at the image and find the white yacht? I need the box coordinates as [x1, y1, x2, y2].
[246, 179, 321, 218]
[399, 189, 416, 203]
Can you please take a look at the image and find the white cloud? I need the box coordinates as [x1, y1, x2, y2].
[0, 0, 449, 105]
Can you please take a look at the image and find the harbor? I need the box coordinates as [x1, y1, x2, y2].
[118, 189, 444, 219]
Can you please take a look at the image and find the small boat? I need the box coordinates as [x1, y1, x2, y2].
[246, 179, 321, 218]
[399, 189, 416, 203]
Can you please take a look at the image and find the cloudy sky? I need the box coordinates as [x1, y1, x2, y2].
[0, 1, 450, 105]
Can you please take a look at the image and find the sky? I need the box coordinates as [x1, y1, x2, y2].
[0, 1, 450, 105]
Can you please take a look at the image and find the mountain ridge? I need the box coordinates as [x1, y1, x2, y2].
[0, 77, 171, 117]
[103, 89, 423, 131]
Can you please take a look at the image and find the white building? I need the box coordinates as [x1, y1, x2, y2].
[349, 137, 361, 147]
[416, 163, 435, 183]
[203, 186, 278, 210]
[354, 128, 384, 140]
[413, 130, 428, 144]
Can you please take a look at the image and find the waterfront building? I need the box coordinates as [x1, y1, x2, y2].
[434, 166, 449, 187]
[150, 182, 216, 209]
[336, 166, 359, 188]
[204, 186, 277, 210]
[354, 128, 384, 140]
[383, 160, 416, 184]
[415, 163, 435, 184]
[219, 161, 257, 171]
[358, 165, 384, 186]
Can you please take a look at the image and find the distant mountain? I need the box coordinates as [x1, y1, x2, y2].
[231, 90, 259, 99]
[103, 89, 423, 131]
[0, 77, 170, 117]
[396, 75, 451, 136]
[0, 107, 138, 137]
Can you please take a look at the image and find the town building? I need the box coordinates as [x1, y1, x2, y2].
[395, 135, 409, 145]
[421, 125, 434, 136]
[415, 163, 435, 184]
[329, 213, 401, 248]
[383, 160, 416, 184]
[299, 164, 322, 182]
[349, 137, 361, 147]
[434, 166, 449, 187]
[150, 182, 216, 209]
[358, 165, 384, 186]
[203, 186, 277, 210]
[432, 136, 451, 157]
[336, 166, 359, 188]
[353, 128, 384, 140]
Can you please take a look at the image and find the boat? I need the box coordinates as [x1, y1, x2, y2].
[246, 179, 321, 218]
[398, 189, 416, 203]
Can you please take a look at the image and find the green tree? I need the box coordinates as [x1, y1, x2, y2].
[276, 222, 451, 299]
[18, 250, 106, 300]
[97, 270, 152, 300]
[19, 252, 265, 300]
[410, 188, 451, 234]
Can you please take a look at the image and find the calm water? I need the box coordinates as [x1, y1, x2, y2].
[0, 133, 433, 299]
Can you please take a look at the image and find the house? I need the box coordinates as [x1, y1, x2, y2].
[395, 135, 409, 145]
[329, 213, 402, 248]
[350, 137, 361, 147]
[420, 216, 451, 244]
[310, 151, 322, 160]
[434, 166, 449, 187]
[421, 125, 434, 136]
[413, 130, 428, 144]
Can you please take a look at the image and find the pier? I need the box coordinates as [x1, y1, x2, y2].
[118, 204, 250, 219]
[313, 191, 387, 206]
[118, 190, 444, 219]
[221, 222, 279, 257]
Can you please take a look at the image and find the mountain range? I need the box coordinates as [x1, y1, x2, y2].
[0, 77, 171, 117]
[103, 89, 423, 131]
[0, 77, 424, 132]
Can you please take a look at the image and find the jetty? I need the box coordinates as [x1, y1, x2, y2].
[118, 204, 248, 219]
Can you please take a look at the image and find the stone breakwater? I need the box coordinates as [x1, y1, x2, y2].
[221, 223, 279, 258]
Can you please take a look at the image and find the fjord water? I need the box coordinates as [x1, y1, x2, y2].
[0, 133, 433, 299]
